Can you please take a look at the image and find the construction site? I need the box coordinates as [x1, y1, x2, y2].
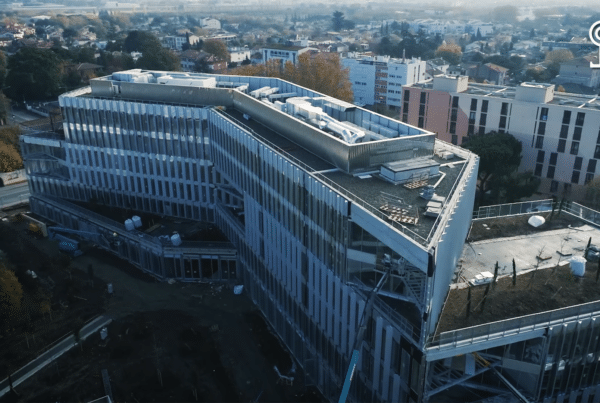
[0, 207, 324, 403]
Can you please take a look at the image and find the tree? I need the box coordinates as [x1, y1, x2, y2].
[203, 39, 229, 62]
[231, 53, 353, 103]
[0, 264, 23, 332]
[544, 49, 573, 80]
[194, 57, 211, 73]
[332, 11, 345, 32]
[435, 43, 462, 65]
[462, 131, 527, 205]
[0, 51, 6, 90]
[124, 30, 162, 53]
[545, 49, 574, 66]
[136, 48, 181, 71]
[5, 48, 63, 101]
[98, 51, 135, 74]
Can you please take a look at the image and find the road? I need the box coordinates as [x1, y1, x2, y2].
[0, 315, 112, 398]
[0, 182, 30, 209]
[8, 108, 43, 125]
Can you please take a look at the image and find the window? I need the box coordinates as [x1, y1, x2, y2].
[501, 102, 509, 115]
[451, 134, 458, 144]
[535, 163, 543, 176]
[452, 96, 459, 108]
[470, 98, 477, 111]
[570, 142, 579, 155]
[595, 145, 600, 159]
[550, 180, 559, 192]
[403, 90, 410, 101]
[576, 112, 585, 126]
[588, 159, 597, 173]
[571, 171, 580, 184]
[420, 92, 427, 103]
[540, 107, 548, 121]
[549, 152, 558, 166]
[499, 116, 507, 128]
[481, 100, 488, 113]
[537, 122, 546, 135]
[558, 139, 566, 153]
[574, 157, 583, 171]
[586, 173, 595, 184]
[573, 126, 582, 141]
[560, 124, 569, 139]
[535, 136, 544, 149]
[562, 110, 571, 125]
[480, 114, 487, 126]
[547, 165, 556, 179]
[537, 150, 545, 163]
[418, 117, 424, 128]
[449, 122, 456, 134]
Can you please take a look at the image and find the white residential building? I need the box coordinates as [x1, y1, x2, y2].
[163, 34, 200, 51]
[261, 45, 314, 65]
[200, 18, 221, 30]
[342, 53, 427, 108]
[228, 47, 251, 64]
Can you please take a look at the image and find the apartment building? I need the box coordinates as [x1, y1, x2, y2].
[342, 53, 427, 108]
[163, 34, 200, 51]
[22, 69, 480, 402]
[228, 47, 251, 64]
[402, 75, 600, 200]
[200, 18, 220, 30]
[554, 55, 600, 89]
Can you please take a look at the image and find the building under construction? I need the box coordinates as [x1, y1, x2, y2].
[19, 69, 600, 402]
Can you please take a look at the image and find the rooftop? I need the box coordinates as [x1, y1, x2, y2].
[410, 78, 600, 111]
[436, 210, 600, 334]
[261, 44, 305, 51]
[64, 70, 477, 248]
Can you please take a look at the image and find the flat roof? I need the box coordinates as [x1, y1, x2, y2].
[67, 71, 476, 247]
[410, 80, 600, 111]
[437, 213, 600, 333]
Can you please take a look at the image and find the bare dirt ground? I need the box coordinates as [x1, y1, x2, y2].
[0, 209, 324, 403]
[0, 212, 107, 381]
[436, 262, 600, 335]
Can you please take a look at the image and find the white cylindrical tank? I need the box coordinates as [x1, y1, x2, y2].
[124, 219, 134, 231]
[132, 216, 142, 228]
[171, 233, 182, 246]
[100, 327, 108, 340]
[570, 256, 586, 277]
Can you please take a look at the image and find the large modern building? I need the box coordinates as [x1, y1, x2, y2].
[342, 53, 427, 109]
[21, 69, 600, 402]
[22, 69, 480, 402]
[402, 75, 600, 200]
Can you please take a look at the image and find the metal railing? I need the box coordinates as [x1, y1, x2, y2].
[472, 199, 600, 229]
[428, 300, 600, 352]
[0, 193, 30, 209]
[473, 199, 554, 220]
